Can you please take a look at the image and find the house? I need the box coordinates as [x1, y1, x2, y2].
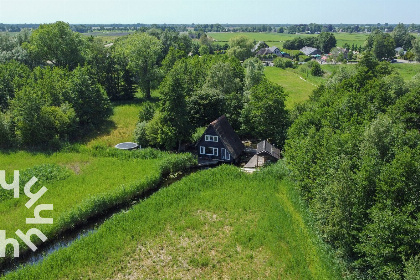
[197, 115, 244, 163]
[252, 41, 269, 52]
[395, 47, 406, 56]
[300, 46, 322, 56]
[256, 46, 282, 57]
[244, 140, 281, 168]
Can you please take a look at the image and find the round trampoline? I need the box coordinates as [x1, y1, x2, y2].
[114, 142, 139, 150]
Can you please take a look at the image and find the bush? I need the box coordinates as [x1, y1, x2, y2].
[273, 57, 294, 69]
[298, 55, 312, 62]
[134, 121, 149, 148]
[0, 112, 13, 148]
[138, 102, 155, 122]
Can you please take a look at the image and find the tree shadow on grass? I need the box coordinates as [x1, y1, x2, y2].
[75, 119, 118, 146]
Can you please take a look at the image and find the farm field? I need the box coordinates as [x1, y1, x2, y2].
[209, 32, 369, 48]
[3, 164, 343, 279]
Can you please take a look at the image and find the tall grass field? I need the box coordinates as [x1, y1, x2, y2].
[3, 163, 343, 279]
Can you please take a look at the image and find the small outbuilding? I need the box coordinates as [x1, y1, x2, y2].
[196, 115, 244, 163]
[244, 140, 281, 168]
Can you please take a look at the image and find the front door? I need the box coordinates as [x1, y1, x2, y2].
[221, 148, 226, 160]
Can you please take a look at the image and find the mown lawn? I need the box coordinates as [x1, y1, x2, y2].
[3, 163, 343, 279]
[264, 67, 317, 109]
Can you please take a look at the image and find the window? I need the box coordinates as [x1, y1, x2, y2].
[201, 146, 218, 156]
[204, 135, 218, 142]
[221, 148, 230, 160]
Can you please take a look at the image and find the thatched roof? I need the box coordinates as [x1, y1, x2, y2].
[209, 115, 244, 160]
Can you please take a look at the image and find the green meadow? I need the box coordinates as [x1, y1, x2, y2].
[3, 164, 343, 279]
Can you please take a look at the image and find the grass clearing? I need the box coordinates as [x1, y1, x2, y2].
[4, 163, 343, 279]
[264, 67, 316, 109]
[390, 63, 420, 81]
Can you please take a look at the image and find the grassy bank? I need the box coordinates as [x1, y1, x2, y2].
[0, 147, 196, 269]
[3, 163, 342, 279]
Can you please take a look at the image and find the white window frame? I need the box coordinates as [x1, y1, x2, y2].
[204, 135, 219, 142]
[213, 147, 218, 156]
[200, 146, 205, 154]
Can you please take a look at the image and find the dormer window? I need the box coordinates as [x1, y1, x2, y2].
[205, 135, 218, 142]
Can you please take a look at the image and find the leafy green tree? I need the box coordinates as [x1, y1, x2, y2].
[226, 35, 254, 61]
[161, 47, 186, 75]
[0, 31, 30, 64]
[241, 79, 289, 146]
[187, 87, 224, 127]
[158, 60, 193, 150]
[0, 61, 30, 110]
[114, 33, 163, 99]
[24, 21, 85, 69]
[317, 32, 337, 53]
[199, 44, 210, 56]
[203, 61, 244, 128]
[412, 38, 420, 62]
[243, 57, 265, 90]
[64, 66, 112, 128]
[365, 30, 395, 61]
[144, 110, 176, 150]
[392, 23, 415, 49]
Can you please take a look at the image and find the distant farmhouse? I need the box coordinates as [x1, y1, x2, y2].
[197, 115, 244, 163]
[256, 46, 282, 57]
[300, 46, 322, 56]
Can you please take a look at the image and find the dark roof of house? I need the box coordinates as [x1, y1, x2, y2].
[300, 46, 321, 56]
[204, 115, 244, 160]
[257, 46, 280, 56]
[256, 140, 281, 160]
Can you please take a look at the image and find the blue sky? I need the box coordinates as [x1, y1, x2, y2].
[0, 0, 419, 24]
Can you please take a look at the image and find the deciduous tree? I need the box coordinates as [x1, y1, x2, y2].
[114, 33, 163, 99]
